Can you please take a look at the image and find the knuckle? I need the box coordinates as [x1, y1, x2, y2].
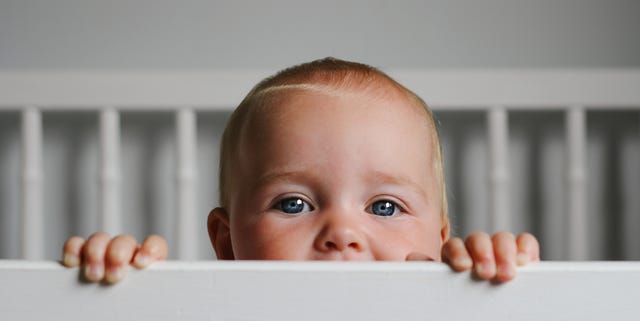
[107, 236, 137, 263]
[63, 236, 84, 252]
[467, 231, 488, 240]
[518, 232, 539, 245]
[88, 231, 110, 240]
[143, 235, 169, 257]
[491, 231, 515, 242]
[84, 237, 110, 262]
[465, 233, 492, 252]
[84, 245, 105, 261]
[113, 234, 137, 246]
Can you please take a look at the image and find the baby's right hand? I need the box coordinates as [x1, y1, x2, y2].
[62, 232, 168, 284]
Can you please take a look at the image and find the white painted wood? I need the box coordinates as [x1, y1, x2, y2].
[99, 108, 121, 235]
[0, 261, 639, 321]
[176, 108, 198, 260]
[488, 106, 510, 232]
[0, 70, 639, 109]
[20, 108, 43, 259]
[566, 106, 588, 260]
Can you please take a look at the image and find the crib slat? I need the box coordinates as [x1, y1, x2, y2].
[176, 108, 198, 260]
[566, 106, 588, 260]
[622, 114, 640, 259]
[488, 106, 510, 232]
[99, 108, 121, 235]
[21, 108, 44, 259]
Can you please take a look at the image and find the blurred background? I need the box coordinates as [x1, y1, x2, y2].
[0, 0, 638, 260]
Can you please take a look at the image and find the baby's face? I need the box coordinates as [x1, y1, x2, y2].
[219, 89, 447, 261]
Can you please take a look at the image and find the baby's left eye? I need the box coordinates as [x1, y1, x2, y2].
[273, 197, 313, 214]
[368, 200, 400, 217]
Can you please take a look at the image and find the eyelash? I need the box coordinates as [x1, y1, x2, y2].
[366, 198, 407, 217]
[272, 196, 315, 215]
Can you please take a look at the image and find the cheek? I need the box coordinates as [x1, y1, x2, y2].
[420, 223, 444, 260]
[370, 218, 443, 261]
[231, 214, 315, 260]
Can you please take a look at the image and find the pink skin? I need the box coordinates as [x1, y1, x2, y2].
[62, 86, 541, 283]
[209, 88, 449, 261]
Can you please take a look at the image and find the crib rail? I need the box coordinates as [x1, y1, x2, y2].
[1, 70, 639, 260]
[1, 261, 639, 321]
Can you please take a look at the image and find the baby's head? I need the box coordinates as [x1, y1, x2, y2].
[208, 58, 449, 261]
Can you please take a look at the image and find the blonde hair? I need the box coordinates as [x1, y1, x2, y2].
[218, 57, 448, 222]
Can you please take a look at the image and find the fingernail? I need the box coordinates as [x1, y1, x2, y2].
[134, 253, 150, 267]
[475, 262, 495, 277]
[498, 263, 514, 279]
[454, 257, 473, 268]
[105, 266, 124, 284]
[516, 253, 529, 266]
[85, 264, 104, 281]
[63, 254, 79, 267]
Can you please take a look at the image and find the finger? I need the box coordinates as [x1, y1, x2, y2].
[492, 231, 517, 282]
[82, 232, 111, 282]
[133, 235, 169, 269]
[464, 231, 496, 279]
[516, 233, 541, 265]
[104, 235, 138, 284]
[441, 237, 472, 271]
[62, 236, 85, 267]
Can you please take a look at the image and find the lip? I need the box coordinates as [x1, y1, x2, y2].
[311, 252, 374, 261]
[404, 252, 436, 261]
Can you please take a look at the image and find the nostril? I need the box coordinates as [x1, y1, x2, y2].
[324, 241, 362, 251]
[325, 241, 337, 250]
[348, 242, 361, 251]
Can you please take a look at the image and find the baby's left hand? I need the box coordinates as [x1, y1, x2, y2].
[441, 231, 540, 282]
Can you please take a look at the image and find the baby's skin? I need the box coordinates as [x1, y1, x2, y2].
[62, 58, 540, 284]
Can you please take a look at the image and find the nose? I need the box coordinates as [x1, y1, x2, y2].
[313, 209, 368, 254]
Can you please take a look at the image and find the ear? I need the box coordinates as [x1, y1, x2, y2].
[208, 207, 235, 260]
[440, 216, 450, 243]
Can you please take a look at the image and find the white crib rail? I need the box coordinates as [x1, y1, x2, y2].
[1, 261, 639, 321]
[1, 70, 639, 260]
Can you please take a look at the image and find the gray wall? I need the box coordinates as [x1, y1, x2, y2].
[1, 0, 639, 260]
[2, 0, 640, 70]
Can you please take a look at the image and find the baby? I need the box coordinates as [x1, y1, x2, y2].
[62, 58, 539, 283]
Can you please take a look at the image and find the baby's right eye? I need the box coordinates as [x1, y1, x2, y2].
[273, 197, 314, 214]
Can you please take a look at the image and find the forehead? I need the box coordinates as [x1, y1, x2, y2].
[239, 87, 436, 178]
[245, 85, 432, 134]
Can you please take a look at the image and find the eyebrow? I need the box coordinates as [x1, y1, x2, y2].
[366, 171, 429, 199]
[255, 167, 315, 188]
[256, 168, 429, 198]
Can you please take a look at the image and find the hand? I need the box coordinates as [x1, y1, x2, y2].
[441, 231, 540, 282]
[62, 232, 169, 284]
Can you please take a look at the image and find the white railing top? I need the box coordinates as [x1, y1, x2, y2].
[1, 261, 639, 321]
[0, 69, 639, 110]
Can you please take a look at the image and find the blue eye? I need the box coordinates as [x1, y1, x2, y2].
[274, 197, 313, 214]
[370, 200, 398, 216]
